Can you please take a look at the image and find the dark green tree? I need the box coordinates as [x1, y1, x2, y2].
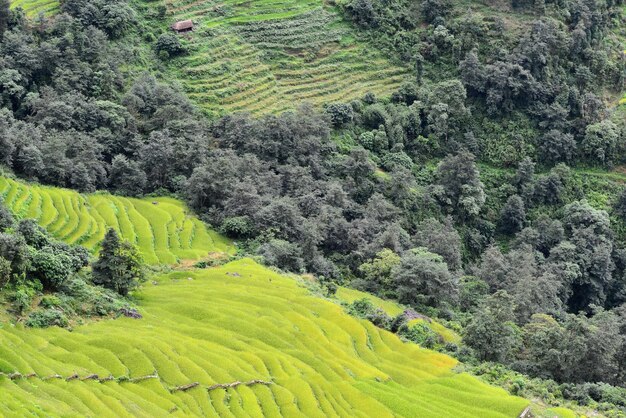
[392, 248, 457, 307]
[433, 152, 485, 221]
[464, 291, 522, 362]
[93, 229, 144, 296]
[0, 0, 10, 37]
[499, 195, 526, 234]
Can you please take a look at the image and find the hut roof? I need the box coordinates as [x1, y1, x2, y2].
[171, 20, 194, 31]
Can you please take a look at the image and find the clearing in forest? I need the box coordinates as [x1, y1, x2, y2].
[0, 259, 529, 417]
[139, 0, 409, 116]
[0, 176, 233, 264]
[9, 0, 58, 17]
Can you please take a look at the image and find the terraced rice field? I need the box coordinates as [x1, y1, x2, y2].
[9, 0, 58, 17]
[0, 177, 232, 265]
[0, 259, 529, 417]
[147, 0, 409, 115]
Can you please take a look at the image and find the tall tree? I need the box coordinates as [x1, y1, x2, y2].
[434, 152, 485, 221]
[0, 0, 10, 38]
[92, 229, 143, 296]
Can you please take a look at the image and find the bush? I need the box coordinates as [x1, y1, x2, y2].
[11, 286, 34, 314]
[26, 309, 69, 328]
[221, 216, 255, 238]
[40, 295, 62, 309]
[155, 33, 186, 57]
[346, 298, 392, 329]
[398, 322, 441, 349]
[325, 103, 354, 127]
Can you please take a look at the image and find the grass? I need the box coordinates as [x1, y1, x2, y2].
[9, 0, 58, 17]
[0, 176, 233, 264]
[0, 259, 529, 417]
[135, 0, 409, 116]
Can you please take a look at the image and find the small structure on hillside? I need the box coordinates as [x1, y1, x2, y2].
[171, 20, 194, 34]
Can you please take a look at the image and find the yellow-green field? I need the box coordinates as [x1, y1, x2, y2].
[0, 259, 529, 417]
[9, 0, 58, 17]
[140, 0, 409, 116]
[0, 177, 232, 264]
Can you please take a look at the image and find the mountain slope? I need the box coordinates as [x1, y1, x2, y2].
[0, 177, 233, 264]
[0, 259, 529, 417]
[9, 0, 58, 16]
[134, 0, 409, 116]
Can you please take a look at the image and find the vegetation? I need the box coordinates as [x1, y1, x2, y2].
[0, 176, 233, 264]
[9, 0, 58, 17]
[92, 228, 144, 296]
[0, 259, 530, 417]
[134, 1, 408, 116]
[1, 0, 625, 415]
[0, 198, 130, 327]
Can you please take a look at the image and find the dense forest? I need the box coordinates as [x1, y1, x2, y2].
[0, 0, 625, 413]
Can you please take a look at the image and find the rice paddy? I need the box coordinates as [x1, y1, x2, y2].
[0, 176, 233, 265]
[9, 0, 58, 17]
[143, 0, 409, 116]
[0, 259, 529, 417]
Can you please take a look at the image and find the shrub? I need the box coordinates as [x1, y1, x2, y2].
[221, 216, 255, 238]
[155, 33, 186, 57]
[26, 309, 69, 328]
[398, 322, 441, 348]
[40, 295, 62, 309]
[30, 248, 75, 290]
[11, 283, 37, 314]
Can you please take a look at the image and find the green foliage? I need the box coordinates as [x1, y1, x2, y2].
[355, 248, 401, 296]
[29, 247, 75, 290]
[464, 291, 522, 363]
[580, 120, 620, 167]
[398, 321, 440, 349]
[25, 308, 68, 328]
[10, 283, 35, 314]
[393, 248, 457, 308]
[92, 229, 144, 296]
[155, 33, 185, 58]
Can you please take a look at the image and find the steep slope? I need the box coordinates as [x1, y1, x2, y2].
[135, 0, 409, 116]
[9, 0, 58, 16]
[0, 259, 529, 417]
[0, 177, 233, 264]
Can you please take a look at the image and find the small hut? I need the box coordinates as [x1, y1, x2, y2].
[171, 20, 194, 34]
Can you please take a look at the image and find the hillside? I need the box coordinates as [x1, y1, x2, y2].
[9, 0, 57, 16]
[0, 258, 529, 417]
[0, 176, 232, 264]
[1, 0, 625, 415]
[132, 0, 409, 116]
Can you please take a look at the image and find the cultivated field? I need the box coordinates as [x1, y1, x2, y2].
[0, 177, 232, 264]
[143, 0, 409, 116]
[9, 0, 58, 16]
[0, 259, 529, 417]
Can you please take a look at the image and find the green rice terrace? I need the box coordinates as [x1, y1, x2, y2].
[0, 258, 530, 417]
[0, 176, 232, 265]
[137, 0, 409, 116]
[9, 0, 58, 17]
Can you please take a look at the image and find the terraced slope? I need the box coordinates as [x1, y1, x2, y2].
[0, 177, 232, 264]
[9, 0, 59, 17]
[0, 259, 529, 417]
[146, 0, 408, 116]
